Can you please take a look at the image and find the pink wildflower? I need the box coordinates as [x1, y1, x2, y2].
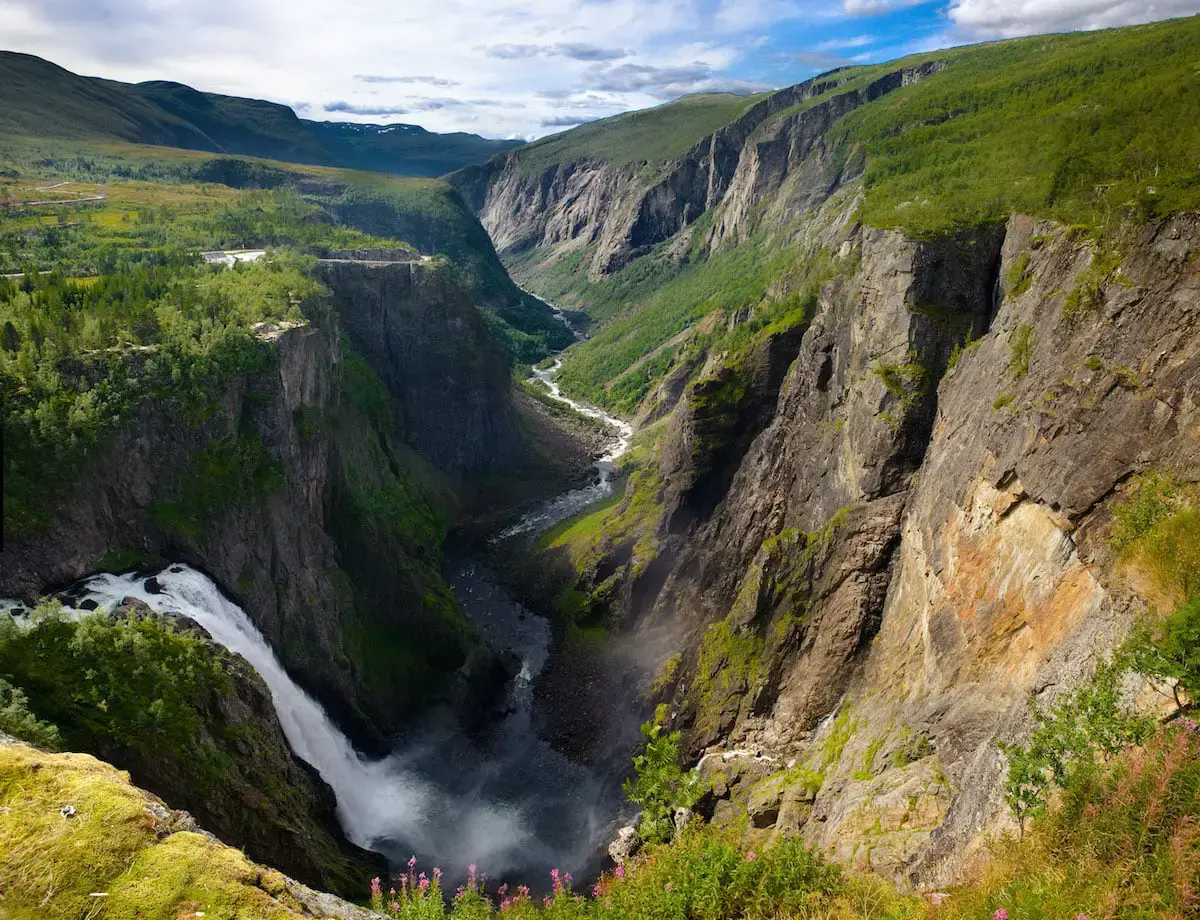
[614, 865, 625, 879]
[468, 864, 477, 883]
[592, 883, 603, 898]
[498, 884, 509, 898]
[432, 867, 443, 880]
[1075, 915, 1089, 920]
[408, 855, 417, 869]
[370, 877, 382, 896]
[544, 896, 553, 907]
[993, 911, 1009, 920]
[746, 851, 757, 862]
[389, 902, 399, 912]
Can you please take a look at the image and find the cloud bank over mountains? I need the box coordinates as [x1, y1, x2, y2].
[0, 0, 1195, 138]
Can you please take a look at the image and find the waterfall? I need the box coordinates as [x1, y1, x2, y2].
[17, 563, 618, 881]
[59, 566, 539, 875]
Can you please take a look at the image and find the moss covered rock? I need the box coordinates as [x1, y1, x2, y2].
[0, 738, 382, 920]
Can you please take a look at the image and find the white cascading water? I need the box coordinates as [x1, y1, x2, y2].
[47, 566, 543, 875]
[494, 358, 633, 541]
[0, 294, 636, 882]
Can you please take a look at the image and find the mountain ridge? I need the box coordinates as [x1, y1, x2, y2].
[0, 51, 521, 177]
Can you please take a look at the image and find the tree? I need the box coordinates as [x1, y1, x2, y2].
[1124, 596, 1200, 716]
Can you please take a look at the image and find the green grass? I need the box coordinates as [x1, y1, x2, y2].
[509, 92, 768, 174]
[1111, 472, 1200, 602]
[0, 742, 324, 920]
[689, 616, 764, 734]
[838, 17, 1200, 236]
[555, 235, 821, 410]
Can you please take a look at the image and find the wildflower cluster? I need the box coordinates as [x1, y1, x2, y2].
[371, 856, 446, 920]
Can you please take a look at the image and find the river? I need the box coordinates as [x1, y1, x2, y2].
[2, 326, 639, 888]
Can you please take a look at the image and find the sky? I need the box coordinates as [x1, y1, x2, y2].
[2, 0, 1198, 139]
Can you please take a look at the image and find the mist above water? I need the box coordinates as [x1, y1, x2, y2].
[46, 565, 624, 885]
[7, 302, 646, 887]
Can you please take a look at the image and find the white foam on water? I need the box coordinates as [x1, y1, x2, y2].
[60, 567, 534, 872]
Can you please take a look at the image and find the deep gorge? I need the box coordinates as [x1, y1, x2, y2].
[3, 16, 1200, 920]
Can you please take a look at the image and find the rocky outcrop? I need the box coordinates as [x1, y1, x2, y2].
[0, 738, 386, 919]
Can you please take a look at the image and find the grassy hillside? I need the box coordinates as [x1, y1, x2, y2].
[510, 92, 768, 174]
[0, 139, 570, 359]
[0, 741, 360, 920]
[838, 16, 1200, 236]
[0, 51, 519, 177]
[529, 15, 1200, 410]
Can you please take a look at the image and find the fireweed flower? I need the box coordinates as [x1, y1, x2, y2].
[432, 868, 443, 881]
[614, 865, 625, 879]
[993, 910, 1009, 920]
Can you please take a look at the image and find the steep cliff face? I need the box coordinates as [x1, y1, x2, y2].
[450, 63, 942, 279]
[0, 268, 522, 753]
[532, 210, 1200, 880]
[320, 257, 517, 475]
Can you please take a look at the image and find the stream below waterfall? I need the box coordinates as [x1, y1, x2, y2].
[2, 314, 641, 888]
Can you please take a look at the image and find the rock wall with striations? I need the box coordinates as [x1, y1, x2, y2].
[449, 63, 943, 278]
[516, 210, 1200, 880]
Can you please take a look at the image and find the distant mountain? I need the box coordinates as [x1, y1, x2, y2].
[0, 52, 520, 176]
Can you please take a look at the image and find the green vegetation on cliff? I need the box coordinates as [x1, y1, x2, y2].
[0, 605, 379, 897]
[0, 258, 311, 534]
[512, 17, 1200, 418]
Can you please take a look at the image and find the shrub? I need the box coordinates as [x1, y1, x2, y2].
[0, 676, 60, 748]
[999, 661, 1153, 837]
[622, 721, 704, 845]
[1006, 323, 1036, 378]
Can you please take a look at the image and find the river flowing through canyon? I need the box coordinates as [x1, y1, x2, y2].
[2, 342, 639, 888]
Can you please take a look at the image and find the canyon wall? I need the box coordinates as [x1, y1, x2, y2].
[468, 67, 1200, 880]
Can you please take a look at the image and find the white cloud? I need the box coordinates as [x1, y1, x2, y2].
[4, 0, 1196, 139]
[0, 0, 783, 138]
[841, 0, 924, 15]
[812, 33, 877, 49]
[948, 0, 1200, 38]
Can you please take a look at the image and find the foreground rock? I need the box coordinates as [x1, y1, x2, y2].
[0, 737, 384, 920]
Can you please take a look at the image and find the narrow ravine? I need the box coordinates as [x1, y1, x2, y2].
[4, 562, 622, 885]
[495, 314, 634, 540]
[1, 311, 639, 888]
